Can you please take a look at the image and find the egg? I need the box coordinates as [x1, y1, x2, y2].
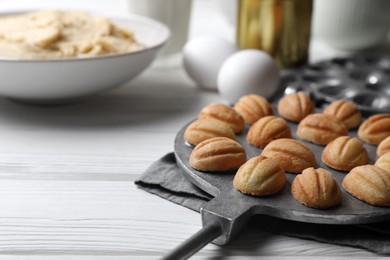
[217, 49, 280, 104]
[182, 36, 237, 90]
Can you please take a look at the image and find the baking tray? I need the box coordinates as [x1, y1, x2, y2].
[281, 55, 390, 114]
[163, 55, 390, 259]
[165, 112, 390, 259]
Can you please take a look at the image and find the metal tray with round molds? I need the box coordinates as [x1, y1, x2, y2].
[166, 117, 390, 260]
[281, 55, 390, 114]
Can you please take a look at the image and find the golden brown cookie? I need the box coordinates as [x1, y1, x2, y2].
[199, 103, 245, 134]
[291, 167, 342, 209]
[323, 100, 362, 129]
[261, 138, 316, 173]
[375, 152, 390, 173]
[297, 113, 348, 145]
[378, 136, 390, 158]
[322, 136, 368, 171]
[277, 92, 314, 123]
[233, 155, 286, 196]
[342, 165, 390, 206]
[358, 113, 390, 145]
[234, 94, 273, 124]
[189, 137, 246, 172]
[184, 118, 236, 146]
[247, 116, 292, 148]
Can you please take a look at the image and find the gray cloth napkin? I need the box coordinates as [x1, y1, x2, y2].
[135, 153, 390, 255]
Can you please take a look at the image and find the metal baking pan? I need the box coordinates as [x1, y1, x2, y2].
[281, 55, 390, 114]
[165, 113, 390, 259]
[163, 55, 390, 259]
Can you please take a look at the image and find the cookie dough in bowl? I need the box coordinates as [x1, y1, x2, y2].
[0, 10, 170, 104]
[0, 10, 144, 59]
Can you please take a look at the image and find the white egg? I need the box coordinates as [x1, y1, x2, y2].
[217, 49, 280, 104]
[182, 36, 237, 90]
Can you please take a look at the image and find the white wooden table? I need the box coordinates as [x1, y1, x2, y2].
[0, 0, 388, 259]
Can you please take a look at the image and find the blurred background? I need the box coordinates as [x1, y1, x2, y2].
[1, 0, 389, 64]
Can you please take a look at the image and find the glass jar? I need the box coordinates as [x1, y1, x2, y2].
[236, 0, 313, 68]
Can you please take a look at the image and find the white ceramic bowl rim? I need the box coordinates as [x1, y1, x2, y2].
[0, 9, 171, 63]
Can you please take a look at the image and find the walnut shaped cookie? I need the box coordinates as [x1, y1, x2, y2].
[233, 155, 286, 196]
[291, 167, 342, 209]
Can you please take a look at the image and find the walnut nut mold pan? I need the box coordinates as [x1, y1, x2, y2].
[172, 114, 390, 259]
[281, 55, 390, 115]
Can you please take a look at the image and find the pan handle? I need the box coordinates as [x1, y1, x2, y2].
[162, 194, 254, 259]
[161, 219, 223, 260]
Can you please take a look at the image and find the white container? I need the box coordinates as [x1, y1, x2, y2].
[127, 0, 192, 66]
[216, 0, 237, 27]
[313, 0, 390, 51]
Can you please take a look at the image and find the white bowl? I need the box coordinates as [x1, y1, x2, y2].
[0, 11, 170, 104]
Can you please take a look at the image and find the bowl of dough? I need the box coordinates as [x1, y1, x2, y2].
[0, 9, 170, 104]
